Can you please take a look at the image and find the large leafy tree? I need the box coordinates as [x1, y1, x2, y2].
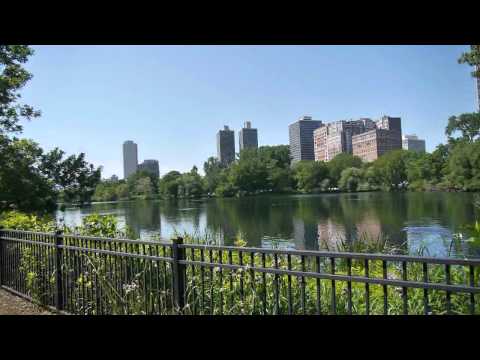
[178, 166, 204, 198]
[370, 150, 413, 190]
[292, 160, 329, 193]
[159, 171, 182, 198]
[338, 167, 364, 192]
[1, 45, 101, 212]
[445, 141, 480, 191]
[0, 138, 57, 212]
[327, 153, 363, 187]
[203, 156, 224, 195]
[445, 113, 480, 143]
[40, 150, 102, 205]
[0, 45, 41, 135]
[458, 45, 480, 79]
[229, 148, 270, 194]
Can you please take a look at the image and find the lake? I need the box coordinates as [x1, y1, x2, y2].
[56, 192, 480, 258]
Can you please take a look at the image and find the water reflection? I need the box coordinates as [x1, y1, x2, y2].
[57, 192, 478, 258]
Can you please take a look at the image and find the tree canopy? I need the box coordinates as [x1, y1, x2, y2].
[0, 45, 101, 212]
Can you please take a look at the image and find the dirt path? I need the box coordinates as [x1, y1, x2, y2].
[0, 289, 52, 315]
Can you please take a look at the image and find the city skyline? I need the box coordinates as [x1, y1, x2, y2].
[19, 45, 477, 177]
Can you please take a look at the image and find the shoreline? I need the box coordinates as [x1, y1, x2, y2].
[57, 189, 477, 209]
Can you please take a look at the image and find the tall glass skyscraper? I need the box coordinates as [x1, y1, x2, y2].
[288, 116, 323, 163]
[123, 140, 138, 179]
[216, 126, 235, 166]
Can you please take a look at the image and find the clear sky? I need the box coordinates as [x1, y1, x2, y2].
[19, 45, 477, 178]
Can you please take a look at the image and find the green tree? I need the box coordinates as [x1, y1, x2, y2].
[327, 153, 363, 187]
[292, 161, 329, 193]
[159, 171, 182, 198]
[370, 150, 413, 191]
[0, 45, 41, 135]
[444, 141, 480, 191]
[445, 113, 480, 143]
[257, 145, 291, 168]
[203, 156, 224, 195]
[48, 152, 102, 205]
[0, 138, 57, 212]
[1, 46, 101, 211]
[179, 166, 204, 198]
[116, 182, 129, 200]
[127, 170, 158, 198]
[458, 45, 480, 79]
[133, 177, 154, 199]
[338, 167, 364, 192]
[229, 148, 270, 194]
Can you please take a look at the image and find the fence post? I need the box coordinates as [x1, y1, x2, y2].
[171, 237, 186, 313]
[0, 226, 3, 287]
[55, 229, 64, 311]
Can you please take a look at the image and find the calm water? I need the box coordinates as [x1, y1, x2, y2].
[57, 192, 480, 258]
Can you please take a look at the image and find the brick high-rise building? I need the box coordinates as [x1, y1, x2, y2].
[352, 116, 403, 162]
[289, 116, 323, 163]
[239, 121, 258, 151]
[314, 119, 374, 162]
[217, 125, 235, 166]
[123, 140, 138, 179]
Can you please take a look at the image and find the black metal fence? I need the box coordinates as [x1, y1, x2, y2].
[0, 229, 479, 315]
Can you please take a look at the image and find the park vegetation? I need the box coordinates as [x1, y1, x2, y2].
[0, 46, 101, 213]
[1, 210, 478, 315]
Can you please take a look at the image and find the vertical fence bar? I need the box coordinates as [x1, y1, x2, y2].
[347, 258, 352, 315]
[382, 260, 388, 315]
[55, 230, 64, 311]
[0, 227, 3, 287]
[209, 249, 214, 314]
[228, 250, 233, 314]
[301, 255, 306, 315]
[287, 254, 292, 315]
[261, 252, 267, 315]
[470, 265, 475, 315]
[330, 257, 336, 315]
[274, 253, 280, 315]
[365, 259, 370, 315]
[316, 256, 321, 315]
[249, 252, 254, 314]
[219, 250, 224, 315]
[445, 264, 451, 315]
[402, 261, 408, 315]
[423, 262, 429, 315]
[200, 248, 205, 314]
[171, 237, 186, 313]
[239, 251, 244, 303]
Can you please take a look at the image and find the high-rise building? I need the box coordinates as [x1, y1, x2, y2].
[289, 116, 323, 163]
[239, 121, 258, 151]
[352, 116, 403, 162]
[217, 125, 235, 166]
[314, 119, 372, 162]
[123, 140, 138, 179]
[402, 134, 426, 153]
[138, 159, 160, 178]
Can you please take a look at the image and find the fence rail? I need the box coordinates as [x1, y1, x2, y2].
[0, 228, 479, 315]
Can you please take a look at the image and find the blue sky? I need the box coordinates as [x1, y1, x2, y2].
[19, 45, 477, 178]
